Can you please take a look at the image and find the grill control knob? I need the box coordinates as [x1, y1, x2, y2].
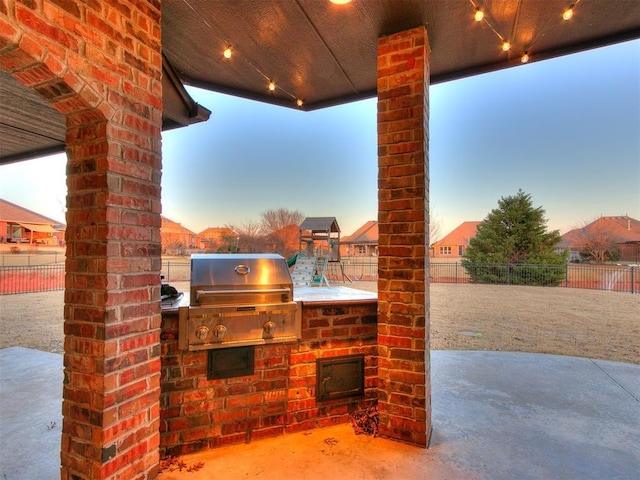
[263, 320, 277, 338]
[212, 324, 227, 340]
[195, 325, 210, 340]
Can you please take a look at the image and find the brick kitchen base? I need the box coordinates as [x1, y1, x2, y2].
[160, 300, 377, 456]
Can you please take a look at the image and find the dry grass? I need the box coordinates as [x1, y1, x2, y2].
[1, 283, 638, 364]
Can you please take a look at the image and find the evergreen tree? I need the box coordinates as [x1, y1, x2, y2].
[462, 190, 567, 286]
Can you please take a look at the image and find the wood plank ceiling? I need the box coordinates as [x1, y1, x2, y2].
[1, 0, 639, 164]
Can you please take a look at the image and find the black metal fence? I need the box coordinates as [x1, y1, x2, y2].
[0, 264, 65, 294]
[1, 261, 638, 295]
[428, 262, 639, 294]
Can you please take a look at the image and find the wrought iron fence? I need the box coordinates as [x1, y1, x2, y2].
[0, 251, 65, 267]
[0, 264, 65, 294]
[428, 262, 638, 294]
[2, 260, 637, 295]
[160, 261, 191, 283]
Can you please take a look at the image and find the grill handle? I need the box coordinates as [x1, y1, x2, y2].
[195, 287, 292, 304]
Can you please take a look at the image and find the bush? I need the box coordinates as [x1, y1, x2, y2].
[464, 263, 566, 287]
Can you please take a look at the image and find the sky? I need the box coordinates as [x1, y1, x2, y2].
[0, 39, 638, 240]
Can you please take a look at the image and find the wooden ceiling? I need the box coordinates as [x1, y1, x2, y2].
[1, 0, 639, 164]
[163, 0, 640, 109]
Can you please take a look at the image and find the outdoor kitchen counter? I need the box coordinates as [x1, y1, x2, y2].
[294, 286, 377, 305]
[160, 286, 376, 313]
[160, 293, 189, 312]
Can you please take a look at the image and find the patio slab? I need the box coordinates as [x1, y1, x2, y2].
[0, 347, 63, 480]
[0, 347, 638, 479]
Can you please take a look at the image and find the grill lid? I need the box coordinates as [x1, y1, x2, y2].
[190, 253, 294, 306]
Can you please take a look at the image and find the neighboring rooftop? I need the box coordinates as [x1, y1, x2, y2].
[432, 221, 481, 247]
[342, 220, 378, 245]
[561, 216, 640, 246]
[0, 197, 64, 227]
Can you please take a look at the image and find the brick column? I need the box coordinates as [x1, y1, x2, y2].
[376, 26, 431, 447]
[59, 4, 164, 476]
[0, 1, 164, 478]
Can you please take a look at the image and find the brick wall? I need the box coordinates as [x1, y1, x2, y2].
[160, 302, 377, 456]
[0, 1, 163, 478]
[376, 26, 432, 446]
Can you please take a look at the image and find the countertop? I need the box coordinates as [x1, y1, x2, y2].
[160, 286, 377, 312]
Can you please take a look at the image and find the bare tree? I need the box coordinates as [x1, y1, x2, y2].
[429, 205, 442, 244]
[265, 224, 299, 259]
[260, 208, 305, 235]
[227, 220, 265, 253]
[573, 221, 620, 263]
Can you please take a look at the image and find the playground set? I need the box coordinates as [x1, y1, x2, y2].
[290, 217, 351, 286]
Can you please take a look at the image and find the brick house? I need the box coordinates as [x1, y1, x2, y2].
[0, 197, 64, 245]
[160, 216, 196, 253]
[341, 220, 378, 257]
[197, 226, 239, 252]
[430, 221, 480, 258]
[0, 2, 635, 478]
[559, 216, 640, 263]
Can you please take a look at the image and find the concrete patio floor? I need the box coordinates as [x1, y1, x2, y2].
[0, 347, 638, 479]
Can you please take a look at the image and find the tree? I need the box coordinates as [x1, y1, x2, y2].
[227, 220, 266, 253]
[259, 208, 304, 258]
[265, 224, 299, 259]
[260, 208, 305, 235]
[462, 190, 567, 286]
[429, 204, 442, 244]
[573, 220, 620, 263]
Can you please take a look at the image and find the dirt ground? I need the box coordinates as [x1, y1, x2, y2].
[0, 283, 638, 364]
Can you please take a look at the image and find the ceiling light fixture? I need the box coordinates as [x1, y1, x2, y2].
[521, 51, 529, 63]
[562, 5, 574, 20]
[268, 81, 276, 91]
[223, 46, 232, 59]
[329, 0, 352, 4]
[296, 99, 304, 107]
[501, 41, 511, 52]
[474, 7, 484, 22]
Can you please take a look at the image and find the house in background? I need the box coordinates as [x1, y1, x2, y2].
[198, 226, 239, 252]
[430, 221, 480, 258]
[160, 216, 198, 254]
[559, 215, 640, 263]
[0, 198, 65, 245]
[341, 220, 378, 257]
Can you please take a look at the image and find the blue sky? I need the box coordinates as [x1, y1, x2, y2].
[1, 39, 638, 239]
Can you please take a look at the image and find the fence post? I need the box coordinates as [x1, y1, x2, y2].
[455, 262, 458, 284]
[631, 266, 635, 295]
[565, 264, 569, 288]
[507, 263, 510, 285]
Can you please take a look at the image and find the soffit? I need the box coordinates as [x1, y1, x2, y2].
[1, 0, 639, 164]
[162, 0, 640, 109]
[0, 57, 210, 165]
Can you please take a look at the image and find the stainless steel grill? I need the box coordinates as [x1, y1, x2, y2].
[179, 253, 301, 350]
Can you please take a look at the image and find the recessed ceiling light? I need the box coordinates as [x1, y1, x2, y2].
[329, 0, 352, 5]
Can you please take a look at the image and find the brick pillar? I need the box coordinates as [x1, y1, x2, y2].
[62, 110, 163, 479]
[376, 26, 431, 447]
[59, 5, 163, 476]
[0, 1, 164, 478]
